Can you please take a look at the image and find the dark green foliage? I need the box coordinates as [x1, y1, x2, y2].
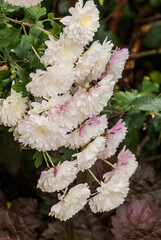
[33, 151, 43, 168]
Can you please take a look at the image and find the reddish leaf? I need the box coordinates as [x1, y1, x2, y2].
[111, 199, 161, 240]
[0, 193, 42, 240]
[129, 163, 161, 209]
[42, 211, 113, 240]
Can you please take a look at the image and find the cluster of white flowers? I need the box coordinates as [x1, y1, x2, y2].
[4, 0, 42, 8]
[89, 145, 138, 213]
[0, 0, 137, 221]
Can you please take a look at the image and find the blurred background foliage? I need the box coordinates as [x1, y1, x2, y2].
[0, 0, 161, 239]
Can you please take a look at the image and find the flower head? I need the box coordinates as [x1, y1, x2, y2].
[75, 39, 113, 83]
[1, 89, 28, 127]
[49, 183, 91, 221]
[115, 145, 138, 179]
[107, 48, 129, 81]
[74, 74, 115, 118]
[26, 63, 75, 99]
[61, 0, 100, 45]
[37, 160, 78, 192]
[66, 115, 108, 149]
[89, 178, 129, 213]
[73, 136, 106, 171]
[4, 0, 42, 7]
[41, 34, 84, 66]
[99, 119, 127, 159]
[17, 115, 66, 151]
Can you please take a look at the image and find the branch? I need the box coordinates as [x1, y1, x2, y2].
[144, 154, 161, 162]
[130, 49, 161, 59]
[110, 0, 128, 33]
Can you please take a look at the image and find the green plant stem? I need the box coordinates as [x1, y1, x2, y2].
[102, 159, 114, 168]
[37, 18, 61, 24]
[30, 45, 47, 68]
[43, 152, 50, 168]
[87, 169, 101, 185]
[75, 82, 89, 90]
[30, 44, 41, 61]
[45, 152, 55, 168]
[3, 15, 57, 39]
[8, 56, 22, 70]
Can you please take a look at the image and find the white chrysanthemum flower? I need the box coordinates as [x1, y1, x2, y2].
[41, 34, 84, 66]
[73, 136, 106, 171]
[99, 119, 127, 159]
[48, 97, 85, 131]
[4, 0, 42, 8]
[114, 145, 138, 179]
[74, 74, 115, 118]
[66, 115, 108, 149]
[61, 0, 100, 45]
[29, 94, 71, 115]
[75, 39, 113, 83]
[49, 183, 91, 221]
[1, 89, 28, 127]
[37, 160, 78, 192]
[26, 63, 74, 99]
[107, 48, 129, 81]
[17, 115, 66, 151]
[103, 146, 138, 184]
[89, 178, 129, 213]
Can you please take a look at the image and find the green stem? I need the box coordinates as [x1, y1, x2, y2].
[45, 152, 55, 168]
[75, 82, 89, 90]
[9, 56, 22, 70]
[30, 44, 41, 61]
[54, 18, 62, 20]
[0, 54, 7, 61]
[87, 169, 101, 185]
[37, 18, 61, 25]
[43, 152, 50, 168]
[3, 15, 57, 39]
[102, 159, 114, 168]
[30, 45, 46, 69]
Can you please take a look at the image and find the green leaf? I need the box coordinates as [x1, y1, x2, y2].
[58, 147, 75, 161]
[131, 96, 161, 112]
[24, 5, 47, 23]
[0, 27, 21, 48]
[50, 20, 63, 35]
[33, 151, 43, 168]
[48, 12, 54, 20]
[87, 169, 98, 182]
[153, 115, 161, 132]
[22, 145, 32, 150]
[114, 90, 137, 111]
[0, 70, 10, 80]
[123, 128, 140, 152]
[12, 81, 29, 97]
[125, 113, 146, 129]
[149, 71, 161, 84]
[141, 78, 159, 96]
[16, 69, 30, 85]
[99, 0, 104, 6]
[14, 37, 31, 59]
